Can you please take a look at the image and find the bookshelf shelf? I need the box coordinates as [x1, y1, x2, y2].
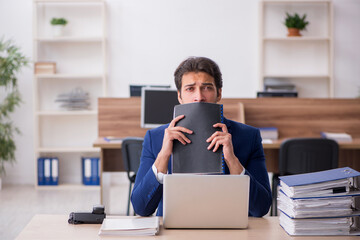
[263, 74, 330, 79]
[35, 37, 103, 42]
[37, 110, 98, 116]
[263, 37, 330, 41]
[38, 147, 100, 153]
[36, 184, 100, 190]
[34, 0, 103, 3]
[35, 73, 103, 79]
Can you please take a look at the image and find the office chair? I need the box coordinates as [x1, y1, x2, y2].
[121, 137, 144, 216]
[270, 138, 339, 216]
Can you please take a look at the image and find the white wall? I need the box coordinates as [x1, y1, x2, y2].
[1, 0, 359, 184]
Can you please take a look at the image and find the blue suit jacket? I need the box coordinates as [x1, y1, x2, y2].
[131, 118, 272, 217]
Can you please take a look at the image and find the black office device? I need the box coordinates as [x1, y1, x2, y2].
[257, 91, 298, 98]
[130, 85, 171, 97]
[141, 87, 179, 128]
[68, 204, 106, 224]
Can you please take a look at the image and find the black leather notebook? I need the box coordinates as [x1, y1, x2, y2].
[172, 102, 224, 174]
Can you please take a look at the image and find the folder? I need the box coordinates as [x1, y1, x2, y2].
[278, 167, 360, 236]
[44, 158, 51, 185]
[38, 158, 45, 185]
[279, 167, 360, 198]
[82, 157, 100, 185]
[51, 158, 59, 185]
[172, 102, 224, 174]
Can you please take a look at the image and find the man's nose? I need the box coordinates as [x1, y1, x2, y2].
[193, 89, 205, 102]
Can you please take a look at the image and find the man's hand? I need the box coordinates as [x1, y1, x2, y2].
[206, 123, 244, 175]
[155, 115, 193, 173]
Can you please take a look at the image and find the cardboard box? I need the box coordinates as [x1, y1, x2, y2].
[35, 62, 56, 74]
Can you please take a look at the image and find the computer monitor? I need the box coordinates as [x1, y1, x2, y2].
[130, 85, 171, 97]
[141, 87, 179, 128]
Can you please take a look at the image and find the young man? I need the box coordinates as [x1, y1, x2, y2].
[131, 57, 272, 217]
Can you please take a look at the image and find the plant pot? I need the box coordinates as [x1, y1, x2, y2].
[287, 28, 301, 37]
[52, 25, 65, 37]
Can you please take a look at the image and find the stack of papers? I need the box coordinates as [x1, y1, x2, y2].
[278, 167, 360, 236]
[321, 132, 352, 142]
[55, 87, 90, 111]
[98, 217, 160, 236]
[279, 213, 352, 236]
[259, 127, 278, 141]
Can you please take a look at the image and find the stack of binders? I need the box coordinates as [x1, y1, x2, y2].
[82, 157, 100, 185]
[278, 167, 360, 236]
[38, 157, 59, 185]
[259, 127, 278, 141]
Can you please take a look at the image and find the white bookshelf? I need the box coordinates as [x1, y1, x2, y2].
[33, 0, 106, 188]
[259, 0, 333, 97]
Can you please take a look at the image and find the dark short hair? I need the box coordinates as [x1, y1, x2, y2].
[174, 57, 223, 92]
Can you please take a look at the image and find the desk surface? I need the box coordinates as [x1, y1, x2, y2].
[16, 215, 358, 240]
[94, 137, 360, 150]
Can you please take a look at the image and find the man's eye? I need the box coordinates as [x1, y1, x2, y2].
[186, 87, 193, 91]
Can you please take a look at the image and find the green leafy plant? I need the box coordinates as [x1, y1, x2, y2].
[284, 12, 309, 30]
[0, 38, 28, 175]
[50, 18, 68, 26]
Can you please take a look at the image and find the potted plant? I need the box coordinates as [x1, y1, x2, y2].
[50, 18, 68, 37]
[284, 12, 309, 37]
[0, 38, 28, 189]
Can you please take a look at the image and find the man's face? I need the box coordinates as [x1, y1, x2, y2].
[178, 72, 222, 104]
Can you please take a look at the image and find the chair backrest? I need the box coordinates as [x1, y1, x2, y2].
[121, 137, 144, 181]
[279, 138, 339, 176]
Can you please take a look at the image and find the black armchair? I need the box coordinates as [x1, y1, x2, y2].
[121, 137, 144, 216]
[270, 138, 339, 216]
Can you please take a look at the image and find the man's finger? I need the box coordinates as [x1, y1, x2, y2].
[169, 115, 185, 127]
[176, 132, 191, 144]
[206, 131, 223, 142]
[173, 126, 193, 134]
[213, 123, 228, 133]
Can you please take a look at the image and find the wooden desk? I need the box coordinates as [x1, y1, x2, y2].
[16, 215, 357, 240]
[94, 137, 360, 174]
[95, 98, 360, 204]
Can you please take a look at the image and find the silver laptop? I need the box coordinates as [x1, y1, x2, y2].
[163, 174, 250, 229]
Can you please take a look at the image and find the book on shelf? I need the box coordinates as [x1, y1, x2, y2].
[38, 157, 58, 185]
[172, 102, 224, 174]
[321, 132, 352, 142]
[98, 217, 160, 236]
[277, 167, 360, 236]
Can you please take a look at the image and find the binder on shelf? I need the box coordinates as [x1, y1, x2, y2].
[172, 102, 224, 174]
[44, 158, 51, 185]
[51, 158, 59, 185]
[278, 167, 360, 236]
[82, 157, 100, 185]
[37, 157, 59, 186]
[38, 158, 44, 185]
